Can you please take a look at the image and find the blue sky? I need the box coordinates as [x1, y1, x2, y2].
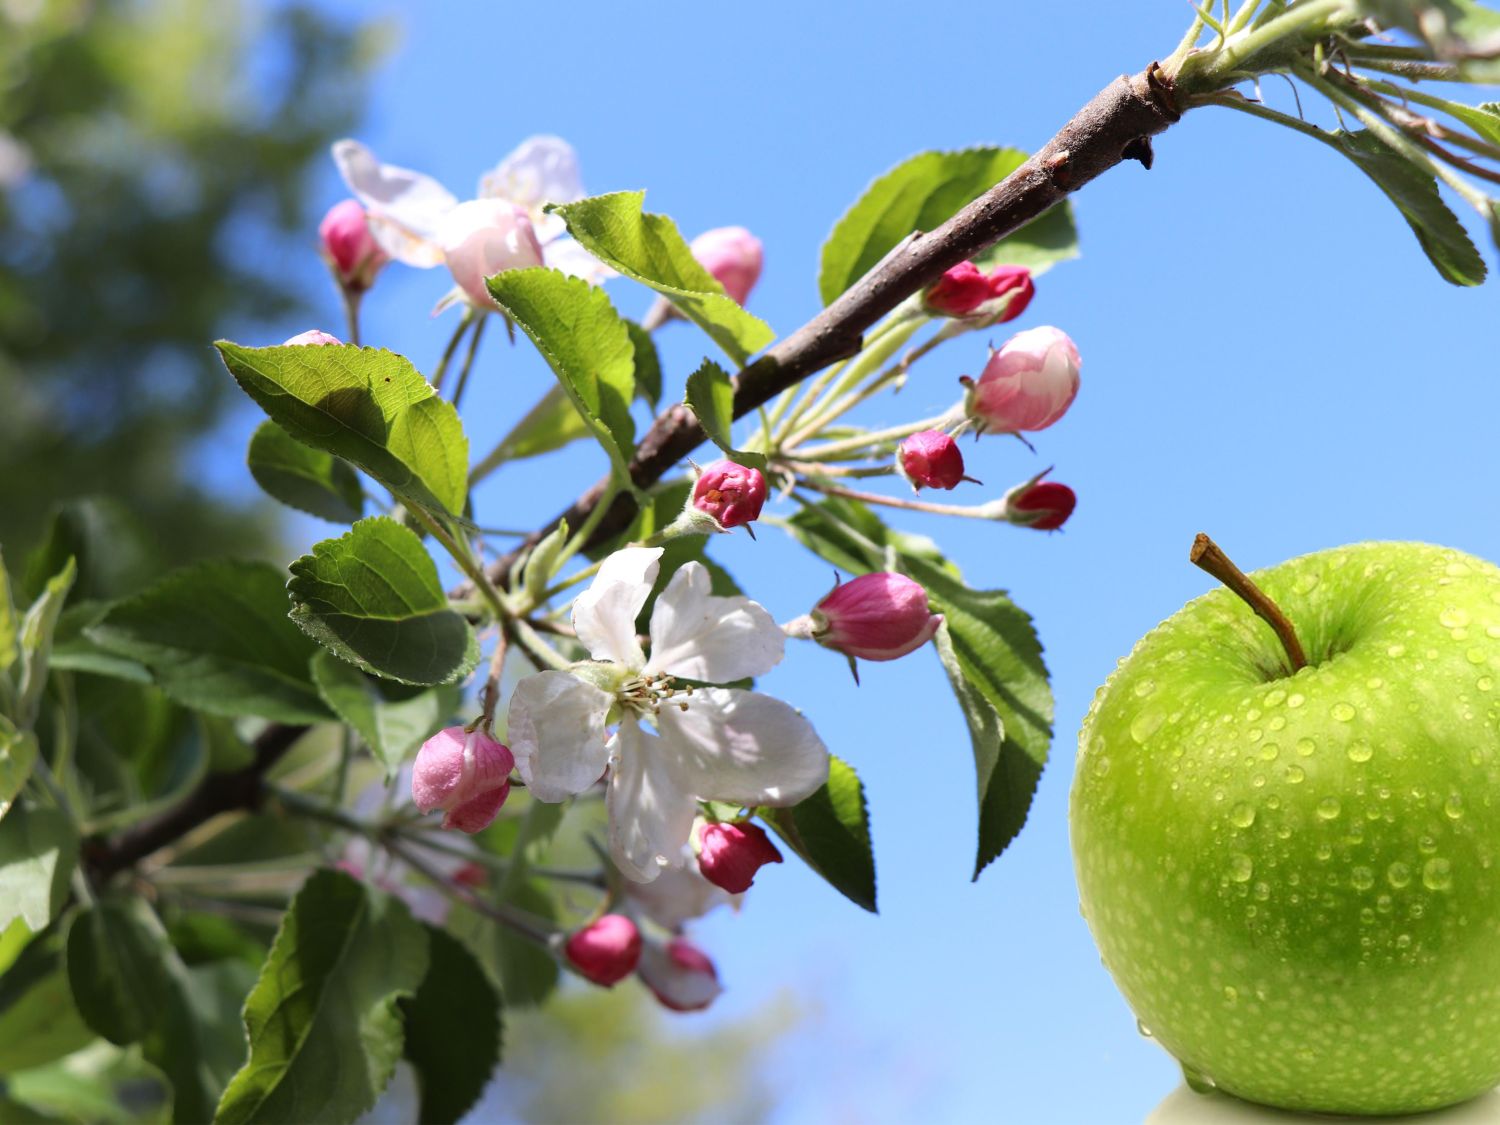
[230, 2, 1500, 1121]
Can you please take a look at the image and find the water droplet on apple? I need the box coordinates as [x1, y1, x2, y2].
[1479, 676, 1494, 692]
[1092, 756, 1111, 777]
[1285, 764, 1306, 784]
[1182, 1064, 1217, 1094]
[1258, 742, 1279, 762]
[1287, 693, 1306, 709]
[1441, 607, 1472, 629]
[1419, 834, 1438, 855]
[1293, 572, 1319, 594]
[1247, 728, 1263, 744]
[1316, 843, 1333, 861]
[1136, 1019, 1153, 1038]
[1264, 688, 1287, 707]
[1423, 857, 1453, 891]
[1388, 643, 1407, 658]
[1228, 854, 1254, 882]
[1347, 741, 1373, 763]
[1396, 932, 1412, 949]
[1222, 985, 1239, 1004]
[1445, 794, 1465, 820]
[1133, 679, 1155, 697]
[1332, 702, 1356, 722]
[1487, 624, 1500, 639]
[1268, 715, 1286, 732]
[1129, 710, 1164, 744]
[1447, 561, 1472, 577]
[1296, 737, 1316, 757]
[1366, 676, 1384, 690]
[1230, 802, 1256, 829]
[1352, 866, 1375, 890]
[1469, 647, 1488, 665]
[1317, 797, 1342, 820]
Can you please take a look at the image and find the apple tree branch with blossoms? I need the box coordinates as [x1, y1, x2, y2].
[3, 2, 1499, 1121]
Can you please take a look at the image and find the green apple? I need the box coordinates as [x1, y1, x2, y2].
[1071, 541, 1500, 1115]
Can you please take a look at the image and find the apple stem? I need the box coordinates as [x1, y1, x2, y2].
[1190, 533, 1308, 673]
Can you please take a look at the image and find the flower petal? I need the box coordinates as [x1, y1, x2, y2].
[506, 671, 613, 802]
[540, 236, 618, 284]
[654, 688, 829, 807]
[624, 853, 736, 930]
[331, 139, 457, 267]
[644, 562, 784, 683]
[479, 135, 584, 214]
[607, 719, 697, 883]
[573, 547, 662, 667]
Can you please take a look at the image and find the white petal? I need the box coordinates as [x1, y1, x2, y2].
[332, 139, 457, 267]
[607, 719, 697, 883]
[625, 854, 735, 930]
[541, 236, 618, 284]
[654, 689, 829, 807]
[506, 671, 613, 802]
[479, 134, 584, 212]
[644, 562, 784, 683]
[572, 547, 662, 667]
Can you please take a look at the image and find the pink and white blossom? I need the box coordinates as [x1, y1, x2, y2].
[283, 329, 341, 346]
[411, 726, 515, 834]
[896, 430, 972, 492]
[565, 914, 642, 987]
[691, 460, 767, 530]
[318, 199, 388, 292]
[924, 261, 1033, 321]
[1001, 469, 1077, 531]
[689, 226, 763, 305]
[436, 199, 544, 308]
[695, 819, 782, 894]
[961, 325, 1080, 434]
[637, 936, 722, 1012]
[793, 572, 942, 662]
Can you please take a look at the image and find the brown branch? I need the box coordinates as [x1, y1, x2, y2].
[86, 61, 1184, 882]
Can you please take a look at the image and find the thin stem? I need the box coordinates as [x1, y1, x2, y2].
[1190, 533, 1308, 671]
[779, 312, 927, 446]
[384, 837, 558, 946]
[1197, 0, 1350, 84]
[340, 288, 363, 347]
[795, 412, 959, 462]
[1200, 91, 1347, 151]
[547, 479, 621, 579]
[271, 785, 375, 836]
[538, 557, 604, 605]
[430, 310, 476, 393]
[509, 617, 574, 671]
[474, 629, 509, 733]
[394, 829, 606, 888]
[332, 726, 354, 809]
[799, 478, 999, 520]
[411, 507, 509, 622]
[450, 313, 489, 408]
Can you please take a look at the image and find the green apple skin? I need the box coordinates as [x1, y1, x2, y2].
[1072, 542, 1500, 1115]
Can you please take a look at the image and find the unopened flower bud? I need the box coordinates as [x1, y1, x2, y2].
[438, 198, 545, 309]
[318, 199, 388, 292]
[695, 819, 782, 894]
[637, 937, 722, 1012]
[961, 326, 1080, 434]
[896, 430, 973, 492]
[924, 262, 1034, 321]
[690, 226, 763, 305]
[803, 572, 942, 662]
[1002, 470, 1076, 531]
[565, 914, 642, 987]
[691, 460, 767, 531]
[411, 726, 515, 833]
[284, 329, 341, 346]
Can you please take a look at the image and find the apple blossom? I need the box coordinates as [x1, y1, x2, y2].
[283, 329, 341, 346]
[896, 430, 973, 492]
[689, 226, 763, 305]
[637, 936, 722, 1012]
[924, 261, 1034, 321]
[565, 914, 642, 987]
[624, 851, 738, 930]
[690, 460, 767, 531]
[695, 819, 782, 894]
[318, 199, 388, 292]
[411, 726, 515, 833]
[961, 325, 1081, 434]
[506, 547, 829, 883]
[790, 572, 942, 662]
[436, 199, 544, 308]
[1002, 471, 1076, 531]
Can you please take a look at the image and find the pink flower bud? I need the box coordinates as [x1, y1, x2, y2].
[283, 329, 341, 346]
[318, 199, 388, 292]
[438, 199, 545, 309]
[691, 460, 767, 530]
[695, 820, 782, 894]
[924, 262, 1034, 321]
[411, 726, 515, 834]
[637, 937, 722, 1012]
[961, 326, 1080, 434]
[1003, 472, 1076, 531]
[809, 573, 942, 662]
[896, 430, 972, 491]
[565, 914, 642, 987]
[689, 227, 763, 305]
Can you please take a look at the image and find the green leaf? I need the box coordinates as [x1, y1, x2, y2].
[16, 558, 76, 729]
[0, 547, 17, 684]
[47, 602, 153, 684]
[0, 806, 76, 932]
[214, 869, 430, 1125]
[550, 192, 774, 366]
[247, 420, 364, 523]
[520, 519, 570, 610]
[310, 652, 460, 778]
[5, 1041, 172, 1124]
[0, 927, 95, 1073]
[87, 560, 329, 724]
[819, 147, 1078, 305]
[288, 518, 479, 687]
[0, 715, 39, 823]
[486, 269, 638, 486]
[482, 384, 591, 467]
[215, 342, 469, 519]
[683, 360, 766, 472]
[23, 499, 155, 606]
[1335, 129, 1487, 286]
[401, 926, 501, 1125]
[626, 320, 663, 407]
[761, 755, 876, 912]
[490, 878, 557, 1008]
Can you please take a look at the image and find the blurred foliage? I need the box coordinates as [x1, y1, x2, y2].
[0, 0, 385, 562]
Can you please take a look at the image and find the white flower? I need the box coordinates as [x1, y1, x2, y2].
[330, 135, 614, 308]
[507, 547, 829, 883]
[626, 848, 738, 930]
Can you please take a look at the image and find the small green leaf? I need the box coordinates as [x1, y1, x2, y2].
[0, 806, 76, 932]
[88, 560, 329, 724]
[521, 519, 570, 610]
[0, 547, 17, 684]
[247, 420, 364, 523]
[626, 320, 663, 407]
[401, 925, 502, 1125]
[0, 716, 39, 823]
[214, 869, 430, 1125]
[683, 360, 766, 472]
[761, 755, 876, 912]
[46, 602, 153, 684]
[215, 342, 469, 519]
[23, 499, 155, 605]
[17, 558, 76, 729]
[1335, 129, 1487, 286]
[486, 269, 638, 486]
[310, 651, 460, 777]
[819, 147, 1078, 305]
[0, 927, 95, 1074]
[482, 384, 591, 468]
[550, 192, 774, 365]
[288, 517, 479, 687]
